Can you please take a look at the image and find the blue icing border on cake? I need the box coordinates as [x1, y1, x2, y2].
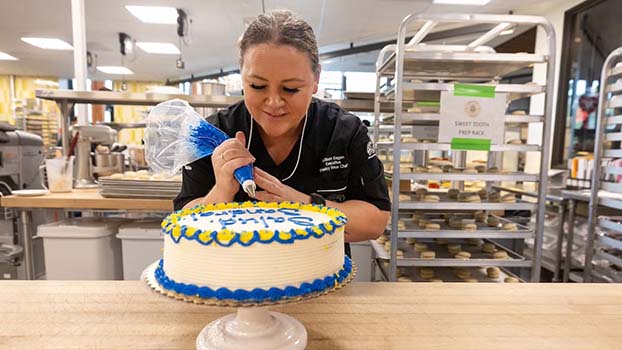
[155, 256, 353, 303]
[162, 201, 347, 247]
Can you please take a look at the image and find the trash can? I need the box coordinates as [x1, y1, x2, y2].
[37, 218, 124, 280]
[116, 219, 163, 280]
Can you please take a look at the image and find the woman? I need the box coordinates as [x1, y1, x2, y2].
[174, 10, 390, 245]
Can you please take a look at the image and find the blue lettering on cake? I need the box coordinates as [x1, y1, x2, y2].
[259, 216, 269, 228]
[266, 216, 285, 223]
[219, 217, 236, 228]
[277, 208, 301, 216]
[239, 217, 259, 225]
[287, 216, 314, 226]
[230, 209, 246, 217]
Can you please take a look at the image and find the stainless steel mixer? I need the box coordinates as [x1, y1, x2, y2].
[71, 125, 118, 188]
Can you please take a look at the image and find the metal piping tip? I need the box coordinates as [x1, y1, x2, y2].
[242, 180, 256, 198]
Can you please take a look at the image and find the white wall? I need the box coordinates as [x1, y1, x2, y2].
[518, 0, 585, 173]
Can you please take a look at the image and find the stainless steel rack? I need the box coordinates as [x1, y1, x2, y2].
[35, 89, 383, 156]
[372, 13, 556, 282]
[584, 47, 622, 282]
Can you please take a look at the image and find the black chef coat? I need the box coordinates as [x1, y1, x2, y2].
[173, 98, 391, 252]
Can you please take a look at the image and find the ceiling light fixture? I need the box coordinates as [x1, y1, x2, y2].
[21, 37, 73, 50]
[0, 51, 18, 60]
[125, 5, 178, 24]
[96, 66, 134, 75]
[136, 42, 180, 54]
[500, 28, 515, 36]
[433, 0, 491, 5]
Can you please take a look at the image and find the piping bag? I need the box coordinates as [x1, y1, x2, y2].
[144, 99, 256, 197]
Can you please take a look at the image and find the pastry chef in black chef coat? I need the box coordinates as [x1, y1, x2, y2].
[174, 9, 390, 245]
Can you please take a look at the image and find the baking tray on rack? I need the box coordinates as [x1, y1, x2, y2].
[386, 266, 523, 283]
[599, 234, 622, 251]
[377, 51, 547, 79]
[98, 176, 181, 199]
[371, 238, 529, 267]
[376, 142, 541, 152]
[388, 214, 534, 239]
[383, 82, 545, 102]
[599, 216, 622, 234]
[99, 192, 178, 199]
[393, 192, 537, 211]
[595, 249, 622, 268]
[389, 172, 540, 182]
[609, 64, 622, 79]
[379, 113, 544, 124]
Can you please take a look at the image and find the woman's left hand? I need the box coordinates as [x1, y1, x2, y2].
[253, 167, 310, 203]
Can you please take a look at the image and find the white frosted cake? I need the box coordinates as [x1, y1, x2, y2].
[153, 201, 353, 304]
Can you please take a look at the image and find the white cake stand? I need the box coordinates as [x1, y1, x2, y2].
[143, 261, 355, 350]
[195, 307, 306, 350]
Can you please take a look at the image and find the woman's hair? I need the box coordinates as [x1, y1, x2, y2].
[239, 9, 320, 77]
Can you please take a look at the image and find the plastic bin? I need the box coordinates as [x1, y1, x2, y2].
[116, 219, 163, 280]
[37, 218, 124, 280]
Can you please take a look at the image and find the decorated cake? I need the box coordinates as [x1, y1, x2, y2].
[149, 201, 354, 305]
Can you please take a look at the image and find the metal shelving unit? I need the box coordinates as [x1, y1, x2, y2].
[371, 13, 556, 282]
[35, 89, 379, 155]
[584, 47, 622, 282]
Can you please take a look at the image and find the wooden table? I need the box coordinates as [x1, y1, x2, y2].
[0, 188, 173, 211]
[1, 282, 621, 350]
[0, 189, 173, 279]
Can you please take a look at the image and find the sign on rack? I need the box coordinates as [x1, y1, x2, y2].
[438, 84, 506, 151]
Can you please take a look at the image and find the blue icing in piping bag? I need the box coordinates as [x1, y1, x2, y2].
[144, 99, 256, 197]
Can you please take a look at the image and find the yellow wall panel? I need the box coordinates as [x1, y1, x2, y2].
[112, 80, 162, 145]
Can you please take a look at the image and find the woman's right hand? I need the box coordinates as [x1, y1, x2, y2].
[210, 131, 255, 199]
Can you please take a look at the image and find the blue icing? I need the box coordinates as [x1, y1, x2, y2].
[300, 283, 312, 295]
[283, 286, 298, 298]
[267, 287, 285, 302]
[277, 208, 301, 216]
[233, 289, 250, 301]
[218, 217, 236, 229]
[312, 279, 326, 292]
[239, 217, 259, 225]
[154, 257, 353, 303]
[266, 216, 285, 223]
[246, 208, 276, 215]
[250, 288, 268, 302]
[259, 216, 269, 229]
[287, 216, 314, 226]
[230, 209, 246, 217]
[215, 287, 233, 300]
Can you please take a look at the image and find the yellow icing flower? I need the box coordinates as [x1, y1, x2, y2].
[311, 226, 324, 237]
[258, 230, 275, 242]
[197, 231, 213, 244]
[278, 231, 292, 241]
[239, 231, 255, 244]
[295, 229, 309, 238]
[241, 201, 254, 208]
[184, 226, 198, 238]
[217, 229, 236, 244]
[171, 226, 182, 240]
[323, 222, 333, 232]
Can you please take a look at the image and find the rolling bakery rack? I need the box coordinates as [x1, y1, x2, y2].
[584, 47, 622, 283]
[371, 13, 556, 283]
